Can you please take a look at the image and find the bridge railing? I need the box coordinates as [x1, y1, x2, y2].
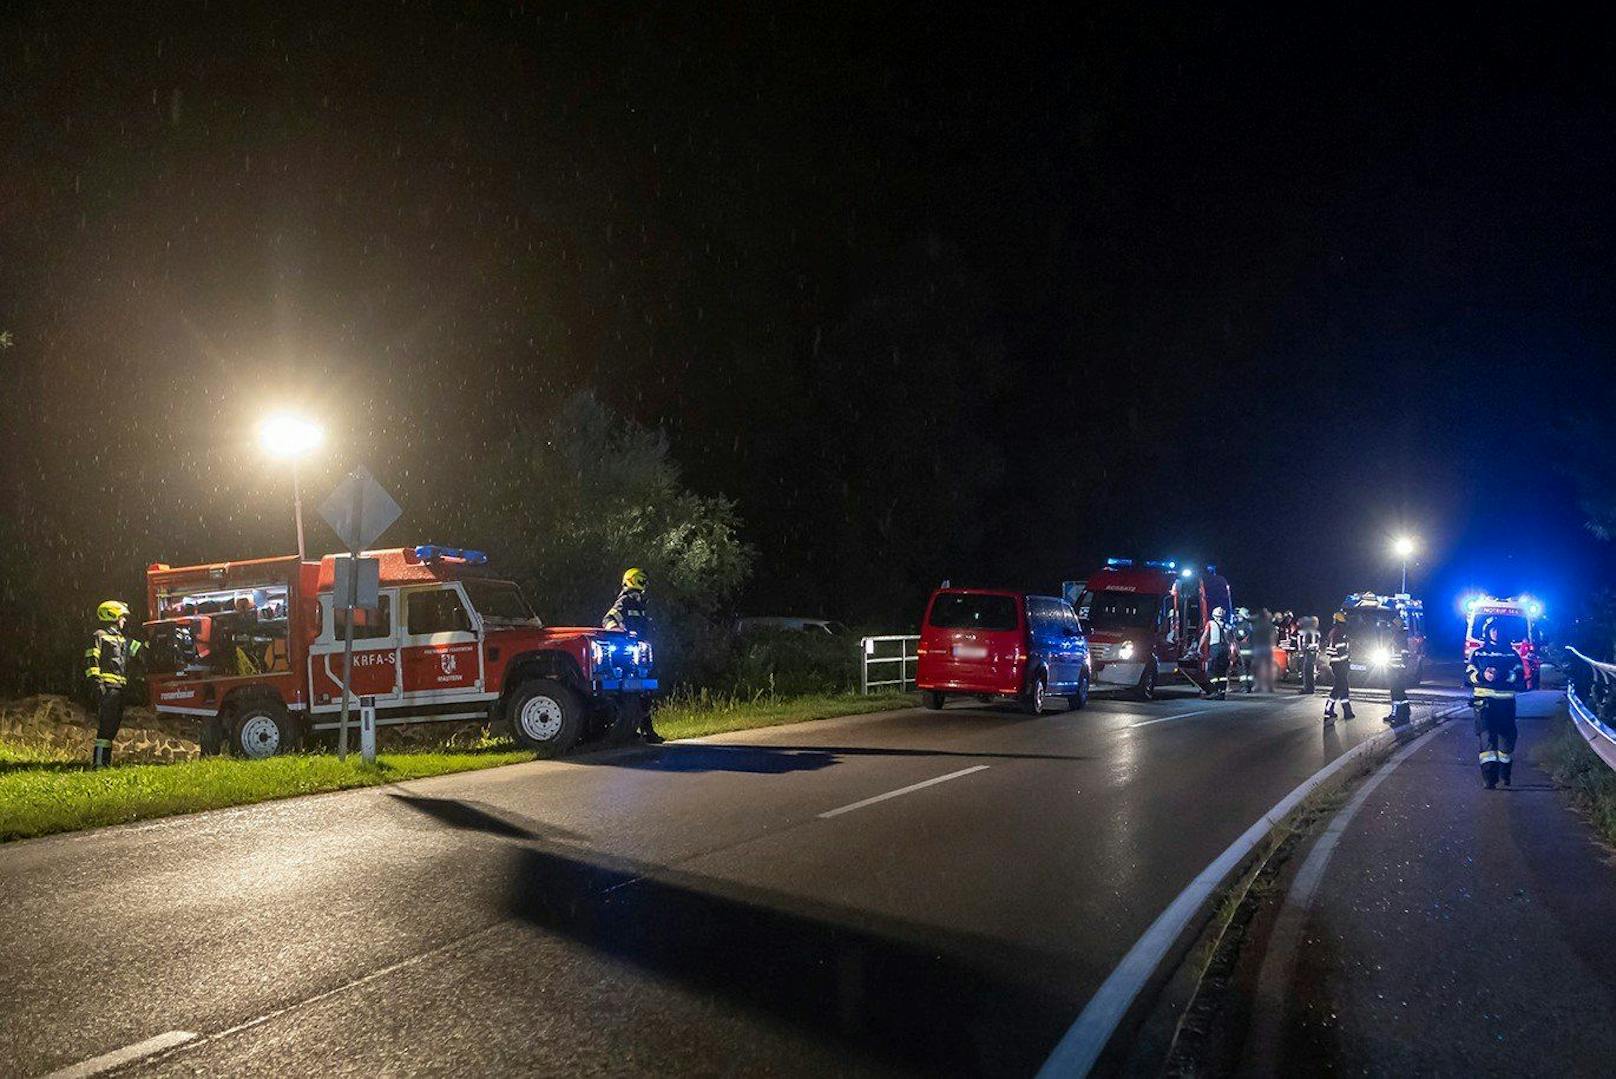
[1566, 647, 1616, 772]
[860, 635, 920, 694]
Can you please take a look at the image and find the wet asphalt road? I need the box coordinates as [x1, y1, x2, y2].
[1, 681, 1463, 1077]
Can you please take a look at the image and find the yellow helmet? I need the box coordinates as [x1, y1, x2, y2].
[622, 567, 648, 591]
[1333, 610, 1347, 623]
[98, 600, 131, 624]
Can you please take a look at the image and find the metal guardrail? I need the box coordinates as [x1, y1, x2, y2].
[860, 635, 920, 694]
[1567, 646, 1616, 772]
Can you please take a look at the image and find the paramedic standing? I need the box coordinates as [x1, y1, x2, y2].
[1323, 610, 1354, 723]
[83, 600, 143, 768]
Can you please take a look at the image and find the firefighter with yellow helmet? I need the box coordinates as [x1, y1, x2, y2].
[84, 600, 144, 768]
[602, 568, 660, 742]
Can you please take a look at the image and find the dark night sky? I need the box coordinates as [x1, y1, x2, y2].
[3, 3, 1614, 642]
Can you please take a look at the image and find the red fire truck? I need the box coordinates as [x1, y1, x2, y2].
[142, 545, 657, 759]
[1064, 558, 1235, 698]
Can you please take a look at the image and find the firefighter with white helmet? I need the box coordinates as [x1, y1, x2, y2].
[83, 600, 144, 768]
[1323, 610, 1354, 723]
[1199, 606, 1231, 700]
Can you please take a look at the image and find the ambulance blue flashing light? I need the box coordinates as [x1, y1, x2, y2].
[413, 545, 489, 565]
[1180, 567, 1195, 578]
[1105, 557, 1133, 567]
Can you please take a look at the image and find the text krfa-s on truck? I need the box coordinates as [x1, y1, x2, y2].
[141, 545, 657, 758]
[1064, 559, 1235, 698]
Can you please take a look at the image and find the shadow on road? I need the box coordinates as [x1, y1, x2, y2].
[502, 843, 1070, 1076]
[587, 744, 841, 775]
[388, 794, 587, 842]
[713, 743, 1093, 763]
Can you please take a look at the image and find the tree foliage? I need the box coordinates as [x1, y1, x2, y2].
[471, 392, 754, 684]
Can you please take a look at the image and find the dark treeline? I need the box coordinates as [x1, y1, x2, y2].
[4, 3, 1616, 693]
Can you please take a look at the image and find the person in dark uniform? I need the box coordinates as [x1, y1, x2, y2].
[83, 600, 144, 768]
[602, 568, 661, 743]
[1384, 616, 1413, 727]
[1323, 610, 1354, 723]
[602, 567, 651, 636]
[1466, 616, 1527, 789]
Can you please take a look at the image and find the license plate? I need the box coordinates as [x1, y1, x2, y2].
[1349, 663, 1367, 672]
[953, 645, 989, 660]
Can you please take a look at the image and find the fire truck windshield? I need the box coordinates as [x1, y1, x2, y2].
[462, 580, 541, 625]
[1472, 612, 1529, 644]
[1079, 591, 1159, 629]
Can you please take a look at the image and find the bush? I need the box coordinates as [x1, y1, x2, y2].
[722, 630, 861, 698]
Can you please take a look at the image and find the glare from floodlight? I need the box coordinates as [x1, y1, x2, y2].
[1392, 536, 1416, 559]
[259, 413, 324, 459]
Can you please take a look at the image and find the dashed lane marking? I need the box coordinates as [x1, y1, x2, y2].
[817, 765, 990, 819]
[41, 1030, 196, 1079]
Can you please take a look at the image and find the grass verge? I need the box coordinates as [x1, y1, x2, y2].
[1537, 710, 1616, 846]
[0, 743, 533, 843]
[652, 691, 915, 741]
[0, 691, 915, 843]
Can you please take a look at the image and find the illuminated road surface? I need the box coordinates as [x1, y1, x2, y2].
[2, 682, 1468, 1077]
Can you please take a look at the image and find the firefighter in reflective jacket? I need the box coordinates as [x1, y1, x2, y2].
[602, 567, 651, 636]
[84, 600, 144, 768]
[602, 568, 661, 743]
[1323, 611, 1355, 723]
[1466, 616, 1526, 789]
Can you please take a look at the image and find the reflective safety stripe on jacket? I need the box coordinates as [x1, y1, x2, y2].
[85, 628, 142, 687]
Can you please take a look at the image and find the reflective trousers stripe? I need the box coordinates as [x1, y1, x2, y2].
[1496, 752, 1512, 764]
[1479, 750, 1499, 763]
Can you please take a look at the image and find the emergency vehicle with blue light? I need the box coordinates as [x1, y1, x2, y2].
[1463, 594, 1545, 690]
[141, 545, 656, 759]
[1064, 558, 1236, 698]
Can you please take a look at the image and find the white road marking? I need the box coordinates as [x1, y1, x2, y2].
[1035, 700, 1470, 1078]
[1127, 707, 1218, 729]
[818, 765, 990, 819]
[43, 1030, 196, 1079]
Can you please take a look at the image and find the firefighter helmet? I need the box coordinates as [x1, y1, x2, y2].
[97, 600, 130, 624]
[1333, 610, 1347, 623]
[622, 567, 648, 591]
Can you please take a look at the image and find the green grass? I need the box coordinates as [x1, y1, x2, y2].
[0, 691, 914, 843]
[1536, 710, 1616, 845]
[0, 742, 534, 842]
[653, 691, 916, 740]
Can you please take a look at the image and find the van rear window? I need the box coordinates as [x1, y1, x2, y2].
[928, 593, 1018, 631]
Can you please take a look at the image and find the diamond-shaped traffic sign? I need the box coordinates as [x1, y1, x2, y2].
[319, 466, 401, 551]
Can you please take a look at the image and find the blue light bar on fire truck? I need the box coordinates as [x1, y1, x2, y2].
[413, 545, 489, 565]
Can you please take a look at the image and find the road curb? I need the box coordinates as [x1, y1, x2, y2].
[1038, 698, 1471, 1078]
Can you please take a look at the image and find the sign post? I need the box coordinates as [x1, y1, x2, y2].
[360, 694, 377, 765]
[318, 466, 402, 761]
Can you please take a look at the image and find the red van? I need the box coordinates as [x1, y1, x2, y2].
[916, 588, 1090, 714]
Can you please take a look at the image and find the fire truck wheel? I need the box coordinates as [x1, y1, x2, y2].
[510, 680, 583, 757]
[923, 691, 946, 710]
[1136, 661, 1159, 701]
[1067, 670, 1090, 711]
[229, 701, 298, 760]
